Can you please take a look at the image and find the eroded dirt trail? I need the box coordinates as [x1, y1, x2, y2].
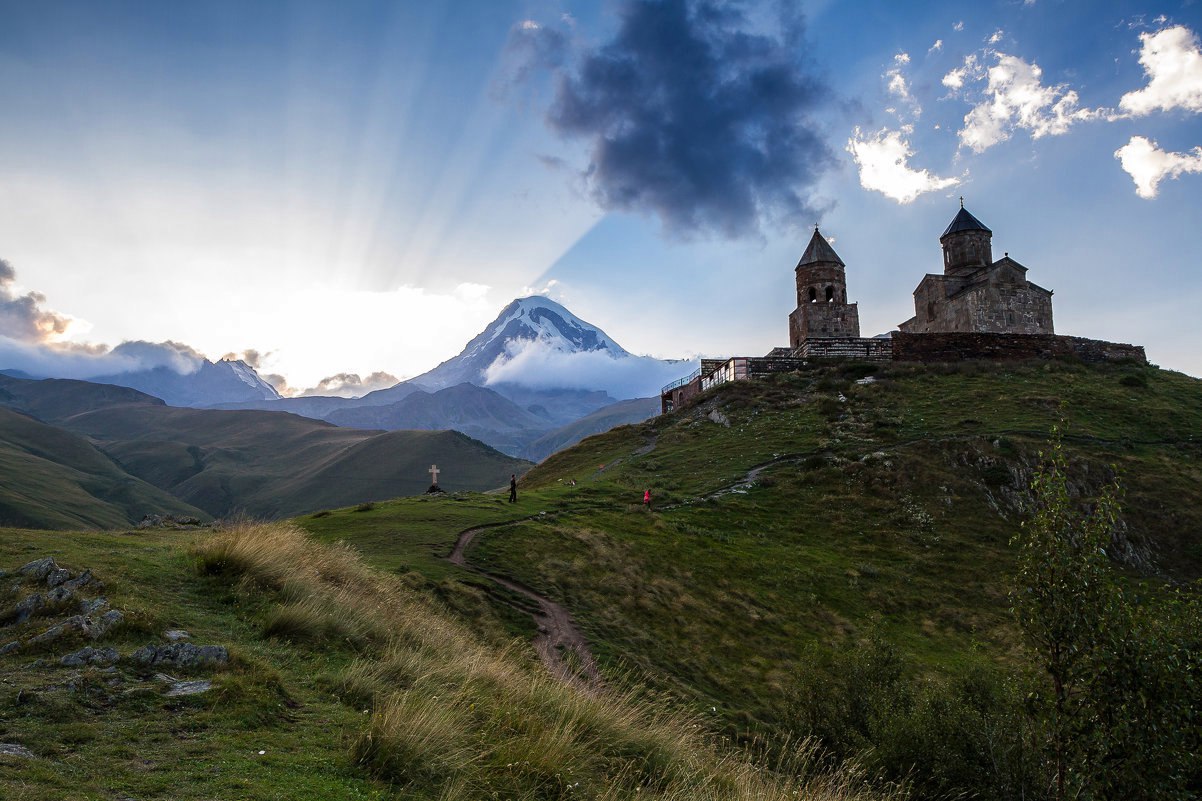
[448, 524, 602, 693]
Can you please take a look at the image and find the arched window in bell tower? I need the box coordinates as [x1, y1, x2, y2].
[825, 286, 834, 302]
[808, 287, 817, 303]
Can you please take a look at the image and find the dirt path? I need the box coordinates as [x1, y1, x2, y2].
[448, 523, 602, 693]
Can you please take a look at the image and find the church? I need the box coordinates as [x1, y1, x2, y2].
[896, 203, 1054, 336]
[660, 202, 1144, 414]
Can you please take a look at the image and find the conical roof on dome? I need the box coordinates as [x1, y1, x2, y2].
[941, 206, 992, 238]
[797, 228, 844, 268]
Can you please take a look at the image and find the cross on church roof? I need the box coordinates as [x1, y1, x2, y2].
[429, 464, 440, 485]
[960, 196, 964, 208]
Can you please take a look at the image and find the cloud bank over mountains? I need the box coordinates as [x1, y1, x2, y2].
[511, 0, 833, 239]
[483, 337, 692, 399]
[1, 258, 208, 379]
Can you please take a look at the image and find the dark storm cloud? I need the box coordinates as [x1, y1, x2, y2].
[533, 0, 833, 238]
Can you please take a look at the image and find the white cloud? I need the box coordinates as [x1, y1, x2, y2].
[929, 39, 944, 54]
[953, 21, 964, 32]
[988, 29, 1004, 44]
[958, 54, 1102, 152]
[482, 338, 694, 398]
[846, 127, 961, 204]
[942, 54, 980, 90]
[1114, 135, 1202, 198]
[1119, 25, 1202, 116]
[885, 52, 921, 118]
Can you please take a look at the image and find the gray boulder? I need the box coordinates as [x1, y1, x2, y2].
[46, 568, 72, 588]
[78, 597, 108, 615]
[130, 642, 229, 669]
[7, 593, 45, 625]
[0, 640, 20, 656]
[61, 646, 119, 667]
[62, 570, 96, 593]
[0, 743, 36, 759]
[17, 558, 56, 581]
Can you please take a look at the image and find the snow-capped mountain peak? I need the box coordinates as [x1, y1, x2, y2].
[219, 359, 283, 399]
[471, 297, 629, 359]
[412, 296, 633, 390]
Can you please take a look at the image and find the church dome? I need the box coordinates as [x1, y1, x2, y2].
[941, 206, 992, 238]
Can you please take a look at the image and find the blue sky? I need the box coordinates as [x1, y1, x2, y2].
[0, 0, 1199, 395]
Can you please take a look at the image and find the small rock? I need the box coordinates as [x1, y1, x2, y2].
[0, 569, 7, 580]
[62, 570, 96, 593]
[130, 642, 229, 668]
[17, 558, 56, 581]
[61, 646, 119, 667]
[46, 568, 72, 588]
[95, 610, 124, 637]
[47, 586, 74, 604]
[164, 679, 212, 697]
[707, 409, 730, 427]
[0, 640, 21, 656]
[28, 616, 86, 645]
[9, 593, 45, 625]
[855, 376, 876, 385]
[0, 743, 36, 759]
[164, 629, 192, 641]
[78, 597, 108, 615]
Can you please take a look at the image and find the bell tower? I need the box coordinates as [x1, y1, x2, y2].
[788, 227, 860, 348]
[940, 199, 993, 278]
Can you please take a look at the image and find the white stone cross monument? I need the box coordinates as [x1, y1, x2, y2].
[429, 464, 440, 486]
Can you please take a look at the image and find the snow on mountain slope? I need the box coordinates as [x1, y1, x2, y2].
[91, 358, 281, 407]
[411, 296, 689, 398]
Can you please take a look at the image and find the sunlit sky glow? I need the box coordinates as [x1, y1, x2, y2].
[1, 0, 1200, 392]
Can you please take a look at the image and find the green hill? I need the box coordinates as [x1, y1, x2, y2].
[2, 360, 1198, 799]
[0, 374, 530, 520]
[292, 359, 1200, 796]
[0, 406, 208, 529]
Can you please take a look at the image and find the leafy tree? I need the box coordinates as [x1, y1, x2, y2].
[1013, 427, 1201, 800]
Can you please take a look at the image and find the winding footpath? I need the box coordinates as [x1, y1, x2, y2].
[448, 522, 602, 693]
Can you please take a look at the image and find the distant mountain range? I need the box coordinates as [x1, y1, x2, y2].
[92, 358, 281, 407]
[2, 296, 680, 462]
[0, 373, 527, 528]
[211, 296, 682, 459]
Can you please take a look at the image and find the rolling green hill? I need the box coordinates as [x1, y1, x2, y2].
[0, 373, 530, 522]
[55, 404, 529, 518]
[0, 407, 208, 529]
[289, 359, 1201, 796]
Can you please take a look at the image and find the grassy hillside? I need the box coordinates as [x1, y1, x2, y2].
[0, 373, 531, 519]
[0, 407, 208, 529]
[286, 361, 1201, 761]
[0, 523, 888, 801]
[522, 397, 660, 462]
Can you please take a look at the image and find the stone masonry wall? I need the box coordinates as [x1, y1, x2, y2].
[892, 332, 1147, 364]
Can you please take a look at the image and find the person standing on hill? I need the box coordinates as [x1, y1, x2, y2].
[643, 489, 652, 510]
[509, 474, 518, 503]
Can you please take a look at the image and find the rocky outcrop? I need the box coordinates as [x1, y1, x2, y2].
[129, 642, 229, 669]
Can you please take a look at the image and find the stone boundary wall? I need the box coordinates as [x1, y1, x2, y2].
[891, 332, 1147, 364]
[797, 337, 893, 361]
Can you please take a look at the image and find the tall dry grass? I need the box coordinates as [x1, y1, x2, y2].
[196, 522, 901, 800]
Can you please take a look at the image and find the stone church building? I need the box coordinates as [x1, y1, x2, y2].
[898, 204, 1054, 335]
[660, 202, 1144, 414]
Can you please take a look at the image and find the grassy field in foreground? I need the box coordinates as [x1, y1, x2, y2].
[0, 522, 893, 800]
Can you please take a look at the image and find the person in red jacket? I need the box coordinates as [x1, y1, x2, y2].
[643, 489, 652, 510]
